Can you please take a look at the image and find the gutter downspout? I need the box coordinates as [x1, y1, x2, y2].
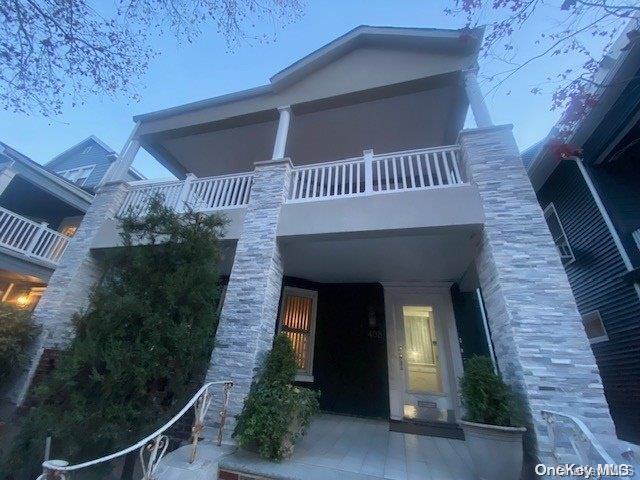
[571, 156, 640, 300]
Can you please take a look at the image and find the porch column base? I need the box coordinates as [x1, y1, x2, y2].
[460, 125, 618, 463]
[204, 158, 292, 437]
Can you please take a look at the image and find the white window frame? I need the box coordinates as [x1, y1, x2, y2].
[632, 228, 640, 253]
[278, 286, 318, 383]
[543, 203, 576, 265]
[581, 310, 609, 344]
[56, 165, 96, 187]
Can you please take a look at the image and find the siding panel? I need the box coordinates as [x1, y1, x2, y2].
[47, 141, 114, 191]
[538, 160, 640, 443]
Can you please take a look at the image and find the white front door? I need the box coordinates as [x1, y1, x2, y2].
[384, 284, 464, 423]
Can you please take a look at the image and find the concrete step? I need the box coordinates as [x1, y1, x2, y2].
[155, 443, 235, 480]
[218, 448, 387, 480]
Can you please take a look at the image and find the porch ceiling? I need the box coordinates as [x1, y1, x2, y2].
[280, 227, 480, 284]
[140, 77, 466, 178]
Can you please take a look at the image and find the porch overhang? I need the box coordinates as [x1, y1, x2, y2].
[280, 225, 482, 284]
[131, 26, 483, 178]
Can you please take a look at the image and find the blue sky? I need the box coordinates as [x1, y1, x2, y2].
[0, 0, 616, 178]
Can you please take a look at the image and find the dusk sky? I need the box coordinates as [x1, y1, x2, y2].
[0, 0, 620, 178]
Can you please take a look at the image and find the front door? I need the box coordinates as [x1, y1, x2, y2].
[384, 285, 463, 423]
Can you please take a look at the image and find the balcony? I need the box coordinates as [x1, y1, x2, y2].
[118, 172, 254, 217]
[0, 206, 70, 267]
[106, 144, 482, 250]
[288, 145, 464, 202]
[118, 145, 465, 215]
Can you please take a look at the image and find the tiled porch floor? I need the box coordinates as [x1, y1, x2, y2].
[218, 414, 477, 480]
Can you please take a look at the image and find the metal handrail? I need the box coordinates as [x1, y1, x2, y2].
[541, 409, 616, 465]
[39, 380, 233, 479]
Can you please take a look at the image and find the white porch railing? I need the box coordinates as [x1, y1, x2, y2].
[119, 172, 253, 217]
[38, 381, 233, 480]
[0, 206, 70, 266]
[541, 409, 639, 475]
[288, 145, 464, 202]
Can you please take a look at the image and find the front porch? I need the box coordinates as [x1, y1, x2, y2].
[220, 414, 474, 480]
[161, 414, 476, 480]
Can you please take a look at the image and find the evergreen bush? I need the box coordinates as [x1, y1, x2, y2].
[0, 303, 38, 388]
[2, 196, 226, 479]
[233, 333, 319, 461]
[459, 355, 521, 427]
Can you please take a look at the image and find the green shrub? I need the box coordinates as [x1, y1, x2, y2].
[233, 333, 319, 460]
[2, 196, 226, 479]
[0, 303, 38, 387]
[459, 356, 521, 427]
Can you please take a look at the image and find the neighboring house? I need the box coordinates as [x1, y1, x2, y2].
[45, 135, 144, 194]
[0, 137, 144, 312]
[525, 29, 640, 444]
[0, 142, 92, 311]
[22, 26, 635, 477]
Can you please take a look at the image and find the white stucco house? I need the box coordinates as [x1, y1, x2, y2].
[22, 26, 637, 479]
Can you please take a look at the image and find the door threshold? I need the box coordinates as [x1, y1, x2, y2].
[389, 418, 465, 440]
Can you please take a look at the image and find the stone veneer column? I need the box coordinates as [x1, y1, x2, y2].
[205, 158, 291, 436]
[8, 181, 129, 405]
[460, 125, 617, 462]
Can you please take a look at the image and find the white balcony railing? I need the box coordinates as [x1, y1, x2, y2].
[0, 206, 70, 265]
[288, 145, 465, 203]
[119, 172, 253, 217]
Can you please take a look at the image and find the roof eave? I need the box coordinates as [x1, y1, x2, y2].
[132, 25, 485, 125]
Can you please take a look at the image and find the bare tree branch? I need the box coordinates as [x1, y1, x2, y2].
[0, 0, 304, 116]
[446, 0, 639, 135]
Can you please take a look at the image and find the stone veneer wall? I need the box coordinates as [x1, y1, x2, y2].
[205, 159, 292, 435]
[8, 181, 129, 405]
[459, 125, 617, 461]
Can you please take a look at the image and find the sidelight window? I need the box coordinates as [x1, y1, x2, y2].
[278, 287, 318, 382]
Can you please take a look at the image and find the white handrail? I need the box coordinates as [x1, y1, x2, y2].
[119, 172, 253, 217]
[372, 144, 461, 157]
[126, 177, 180, 187]
[0, 206, 70, 265]
[288, 145, 464, 203]
[541, 409, 616, 465]
[291, 155, 365, 170]
[41, 380, 233, 478]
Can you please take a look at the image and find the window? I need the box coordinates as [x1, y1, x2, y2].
[633, 228, 640, 253]
[60, 225, 78, 237]
[278, 287, 318, 382]
[56, 165, 95, 186]
[582, 310, 608, 344]
[543, 203, 575, 265]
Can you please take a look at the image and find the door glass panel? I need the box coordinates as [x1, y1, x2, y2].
[402, 305, 442, 393]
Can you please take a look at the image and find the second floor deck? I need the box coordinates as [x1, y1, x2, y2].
[93, 143, 484, 249]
